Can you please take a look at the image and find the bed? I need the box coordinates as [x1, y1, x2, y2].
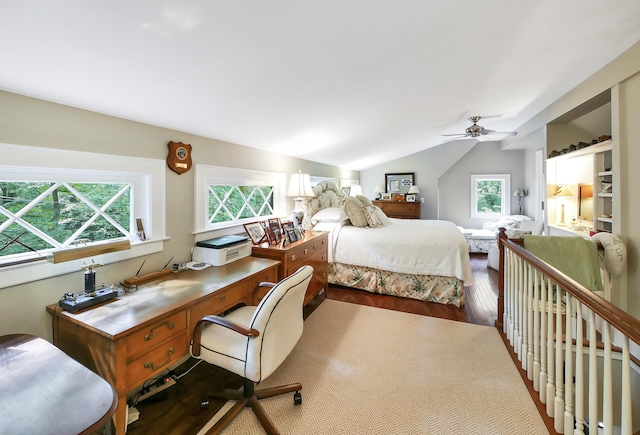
[302, 181, 473, 307]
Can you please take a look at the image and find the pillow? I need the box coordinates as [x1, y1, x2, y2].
[343, 197, 369, 227]
[373, 205, 392, 226]
[364, 206, 384, 228]
[311, 207, 349, 224]
[508, 229, 531, 239]
[591, 232, 626, 276]
[519, 220, 543, 235]
[356, 195, 373, 208]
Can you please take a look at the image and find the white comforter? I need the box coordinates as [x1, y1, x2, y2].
[317, 219, 473, 285]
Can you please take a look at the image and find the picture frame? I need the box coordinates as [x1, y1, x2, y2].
[281, 221, 296, 244]
[381, 193, 391, 200]
[267, 218, 282, 245]
[406, 194, 416, 202]
[385, 172, 415, 194]
[243, 222, 266, 244]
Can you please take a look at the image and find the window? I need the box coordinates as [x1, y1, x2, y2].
[470, 174, 510, 219]
[0, 143, 166, 288]
[195, 165, 286, 234]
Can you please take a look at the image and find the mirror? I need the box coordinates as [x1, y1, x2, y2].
[578, 184, 593, 221]
[385, 172, 415, 194]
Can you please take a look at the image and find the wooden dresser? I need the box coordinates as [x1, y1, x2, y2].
[47, 256, 279, 434]
[251, 230, 328, 306]
[372, 200, 421, 219]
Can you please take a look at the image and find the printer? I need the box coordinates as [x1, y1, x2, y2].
[192, 234, 252, 266]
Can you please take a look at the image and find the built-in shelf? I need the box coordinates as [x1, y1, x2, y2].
[597, 217, 613, 223]
[598, 193, 613, 198]
[598, 171, 613, 177]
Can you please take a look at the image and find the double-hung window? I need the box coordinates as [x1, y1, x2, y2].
[195, 165, 286, 233]
[0, 143, 166, 288]
[470, 174, 510, 219]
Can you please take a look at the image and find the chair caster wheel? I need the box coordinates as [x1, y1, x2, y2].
[200, 395, 210, 410]
[293, 391, 302, 406]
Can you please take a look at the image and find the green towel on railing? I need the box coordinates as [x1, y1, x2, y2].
[523, 235, 603, 292]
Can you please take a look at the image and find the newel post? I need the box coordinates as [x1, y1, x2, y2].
[495, 227, 507, 329]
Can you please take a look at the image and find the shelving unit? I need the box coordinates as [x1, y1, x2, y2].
[594, 144, 613, 232]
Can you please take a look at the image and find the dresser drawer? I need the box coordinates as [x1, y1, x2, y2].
[189, 282, 249, 329]
[127, 311, 186, 360]
[287, 235, 327, 267]
[126, 332, 188, 389]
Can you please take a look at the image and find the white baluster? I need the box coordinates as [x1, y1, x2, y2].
[526, 263, 534, 378]
[546, 280, 556, 416]
[602, 321, 612, 435]
[533, 269, 541, 391]
[588, 311, 598, 434]
[564, 295, 574, 432]
[555, 287, 564, 433]
[574, 299, 585, 435]
[539, 274, 548, 403]
[620, 336, 631, 435]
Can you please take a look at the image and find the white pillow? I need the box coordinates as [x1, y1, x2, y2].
[373, 206, 392, 226]
[311, 207, 349, 225]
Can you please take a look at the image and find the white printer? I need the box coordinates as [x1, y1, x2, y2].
[192, 235, 252, 266]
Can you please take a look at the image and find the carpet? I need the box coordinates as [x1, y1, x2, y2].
[197, 299, 548, 434]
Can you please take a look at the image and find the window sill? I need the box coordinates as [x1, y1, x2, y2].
[0, 237, 168, 289]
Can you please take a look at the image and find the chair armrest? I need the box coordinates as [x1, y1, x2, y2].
[191, 314, 260, 357]
[258, 282, 276, 288]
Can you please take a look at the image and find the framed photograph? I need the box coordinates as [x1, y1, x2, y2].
[285, 228, 298, 244]
[381, 193, 391, 200]
[385, 172, 415, 194]
[243, 222, 266, 244]
[293, 228, 304, 241]
[267, 218, 282, 244]
[406, 194, 416, 202]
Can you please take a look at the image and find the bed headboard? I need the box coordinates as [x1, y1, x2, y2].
[301, 181, 347, 229]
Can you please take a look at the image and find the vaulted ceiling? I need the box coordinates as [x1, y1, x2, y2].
[1, 1, 639, 170]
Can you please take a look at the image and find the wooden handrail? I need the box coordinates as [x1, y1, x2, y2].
[497, 228, 640, 347]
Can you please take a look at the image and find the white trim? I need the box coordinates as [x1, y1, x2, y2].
[470, 174, 511, 219]
[0, 143, 167, 288]
[194, 164, 286, 233]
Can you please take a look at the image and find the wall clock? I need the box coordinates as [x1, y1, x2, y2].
[167, 141, 192, 174]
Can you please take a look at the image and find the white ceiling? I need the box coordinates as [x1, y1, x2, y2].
[1, 1, 640, 170]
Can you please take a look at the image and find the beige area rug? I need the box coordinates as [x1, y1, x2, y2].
[197, 300, 548, 434]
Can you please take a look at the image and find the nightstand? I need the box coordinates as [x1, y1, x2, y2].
[372, 200, 421, 219]
[251, 231, 328, 305]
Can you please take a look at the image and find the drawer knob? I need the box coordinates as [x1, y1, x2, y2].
[291, 254, 297, 261]
[312, 244, 318, 250]
[220, 296, 226, 303]
[144, 321, 175, 341]
[144, 347, 175, 371]
[304, 248, 308, 255]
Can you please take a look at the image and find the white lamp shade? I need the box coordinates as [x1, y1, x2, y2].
[374, 185, 385, 193]
[513, 188, 526, 197]
[408, 185, 420, 194]
[349, 185, 363, 197]
[287, 172, 315, 198]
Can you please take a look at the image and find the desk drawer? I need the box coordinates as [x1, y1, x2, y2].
[127, 312, 186, 360]
[127, 332, 188, 388]
[189, 282, 249, 329]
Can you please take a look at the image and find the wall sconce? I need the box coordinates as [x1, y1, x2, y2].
[553, 185, 573, 226]
[374, 185, 384, 200]
[513, 188, 526, 215]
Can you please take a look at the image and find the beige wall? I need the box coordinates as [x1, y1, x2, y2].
[0, 91, 358, 340]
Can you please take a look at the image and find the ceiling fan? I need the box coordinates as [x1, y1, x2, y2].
[442, 116, 518, 140]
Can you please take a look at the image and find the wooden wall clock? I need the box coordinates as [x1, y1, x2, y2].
[167, 141, 192, 174]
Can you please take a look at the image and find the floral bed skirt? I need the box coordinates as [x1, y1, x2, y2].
[328, 262, 465, 307]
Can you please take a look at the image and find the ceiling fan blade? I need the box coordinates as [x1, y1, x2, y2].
[490, 131, 518, 136]
[441, 133, 469, 137]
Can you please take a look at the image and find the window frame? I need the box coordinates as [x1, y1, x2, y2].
[194, 165, 286, 234]
[0, 143, 166, 289]
[470, 174, 511, 219]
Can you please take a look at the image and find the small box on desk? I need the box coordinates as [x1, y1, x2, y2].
[193, 235, 251, 266]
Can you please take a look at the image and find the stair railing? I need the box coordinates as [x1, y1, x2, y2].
[496, 228, 640, 435]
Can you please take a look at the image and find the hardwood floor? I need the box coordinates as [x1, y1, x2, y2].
[125, 253, 499, 433]
[326, 253, 498, 326]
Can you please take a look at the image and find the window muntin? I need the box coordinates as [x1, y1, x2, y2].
[0, 181, 132, 257]
[195, 165, 286, 233]
[470, 174, 510, 219]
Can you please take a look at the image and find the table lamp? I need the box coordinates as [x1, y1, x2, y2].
[553, 184, 573, 226]
[374, 185, 384, 200]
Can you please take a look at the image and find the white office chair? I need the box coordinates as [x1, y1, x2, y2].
[191, 265, 313, 435]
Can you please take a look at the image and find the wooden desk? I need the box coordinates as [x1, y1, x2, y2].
[0, 333, 117, 435]
[47, 256, 279, 434]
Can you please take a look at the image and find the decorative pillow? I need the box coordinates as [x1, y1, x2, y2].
[507, 229, 532, 239]
[373, 205, 392, 226]
[364, 206, 384, 228]
[343, 197, 369, 227]
[356, 195, 373, 208]
[591, 232, 626, 276]
[311, 207, 349, 224]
